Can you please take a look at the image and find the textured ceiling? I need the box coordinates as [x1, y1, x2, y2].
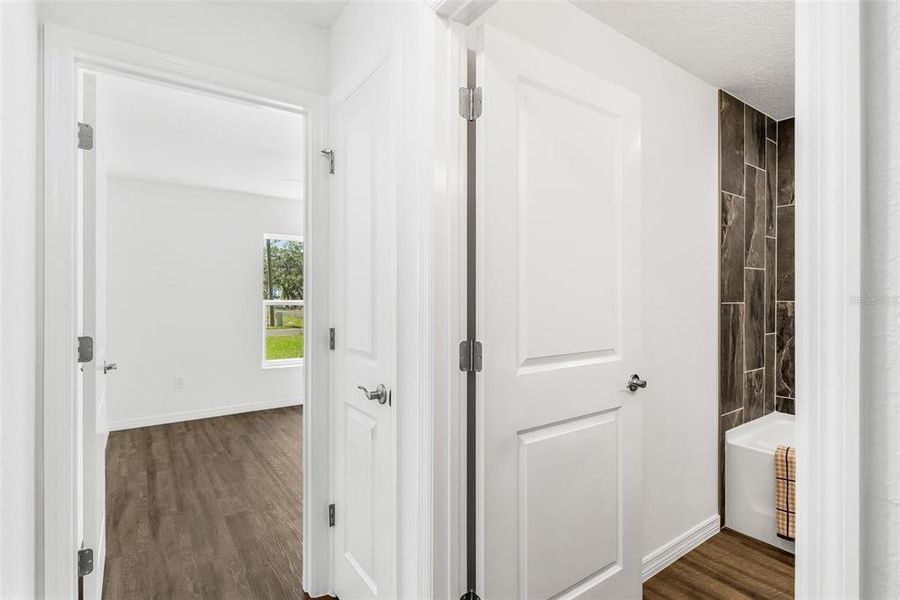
[259, 0, 348, 28]
[571, 0, 795, 120]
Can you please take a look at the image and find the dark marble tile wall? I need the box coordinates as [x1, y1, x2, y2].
[718, 91, 795, 522]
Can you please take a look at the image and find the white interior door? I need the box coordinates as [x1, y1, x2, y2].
[78, 70, 108, 600]
[476, 25, 644, 599]
[331, 56, 397, 600]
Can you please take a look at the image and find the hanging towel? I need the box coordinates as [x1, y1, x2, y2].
[775, 445, 796, 541]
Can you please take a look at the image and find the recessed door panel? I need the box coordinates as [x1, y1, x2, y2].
[344, 112, 377, 360]
[518, 412, 620, 599]
[517, 79, 622, 372]
[344, 405, 377, 590]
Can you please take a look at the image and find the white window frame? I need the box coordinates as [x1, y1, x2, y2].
[261, 233, 305, 369]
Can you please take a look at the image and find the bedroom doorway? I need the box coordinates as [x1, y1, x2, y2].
[42, 24, 329, 599]
[87, 70, 308, 598]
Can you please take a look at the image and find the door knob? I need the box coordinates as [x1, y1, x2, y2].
[357, 384, 388, 405]
[103, 361, 118, 375]
[626, 374, 647, 392]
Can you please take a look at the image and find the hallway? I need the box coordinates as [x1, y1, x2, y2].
[102, 406, 304, 599]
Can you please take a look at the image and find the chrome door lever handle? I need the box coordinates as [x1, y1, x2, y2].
[103, 361, 118, 375]
[357, 384, 388, 405]
[626, 374, 647, 392]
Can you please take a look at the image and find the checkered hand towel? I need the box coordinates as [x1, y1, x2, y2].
[775, 445, 796, 541]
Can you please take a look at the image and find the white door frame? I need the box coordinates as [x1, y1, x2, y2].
[429, 4, 482, 598]
[795, 1, 861, 597]
[41, 24, 331, 598]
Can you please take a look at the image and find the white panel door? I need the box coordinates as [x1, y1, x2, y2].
[331, 56, 396, 600]
[476, 25, 643, 599]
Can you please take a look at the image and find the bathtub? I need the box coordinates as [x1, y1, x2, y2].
[725, 411, 795, 553]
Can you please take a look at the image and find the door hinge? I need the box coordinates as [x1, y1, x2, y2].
[328, 503, 336, 527]
[77, 122, 94, 150]
[321, 148, 335, 174]
[77, 336, 94, 363]
[459, 340, 483, 373]
[329, 327, 336, 350]
[459, 87, 483, 122]
[77, 548, 94, 577]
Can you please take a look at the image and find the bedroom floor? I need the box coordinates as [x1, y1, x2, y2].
[102, 406, 305, 599]
[643, 529, 795, 599]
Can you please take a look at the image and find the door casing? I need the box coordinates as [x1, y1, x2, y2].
[41, 24, 330, 598]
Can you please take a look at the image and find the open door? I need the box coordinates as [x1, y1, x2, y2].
[330, 55, 397, 600]
[475, 25, 644, 598]
[76, 71, 108, 600]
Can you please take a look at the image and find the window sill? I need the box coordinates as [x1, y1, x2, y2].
[261, 359, 304, 370]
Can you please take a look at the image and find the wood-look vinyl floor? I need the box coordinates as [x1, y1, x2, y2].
[643, 529, 795, 600]
[102, 406, 305, 600]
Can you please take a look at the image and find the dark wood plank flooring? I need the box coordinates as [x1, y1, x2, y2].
[102, 406, 304, 600]
[105, 408, 793, 599]
[643, 529, 794, 599]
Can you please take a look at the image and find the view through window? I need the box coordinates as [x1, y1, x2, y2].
[263, 235, 304, 365]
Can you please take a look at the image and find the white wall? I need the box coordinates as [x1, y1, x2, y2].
[105, 177, 303, 429]
[38, 1, 330, 95]
[475, 2, 719, 560]
[0, 2, 40, 597]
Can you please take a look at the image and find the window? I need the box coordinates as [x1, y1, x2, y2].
[262, 235, 304, 367]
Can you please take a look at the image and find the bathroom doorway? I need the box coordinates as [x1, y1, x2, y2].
[446, 2, 798, 598]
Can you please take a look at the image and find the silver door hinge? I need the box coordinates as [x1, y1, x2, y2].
[321, 148, 335, 174]
[77, 548, 94, 577]
[459, 340, 483, 373]
[78, 122, 93, 150]
[329, 328, 336, 350]
[328, 503, 336, 527]
[77, 336, 94, 363]
[459, 87, 483, 121]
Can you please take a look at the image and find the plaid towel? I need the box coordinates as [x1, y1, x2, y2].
[775, 445, 796, 541]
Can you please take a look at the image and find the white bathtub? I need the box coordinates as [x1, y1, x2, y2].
[725, 411, 795, 553]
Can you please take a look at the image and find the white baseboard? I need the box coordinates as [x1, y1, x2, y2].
[107, 396, 303, 431]
[642, 515, 721, 582]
